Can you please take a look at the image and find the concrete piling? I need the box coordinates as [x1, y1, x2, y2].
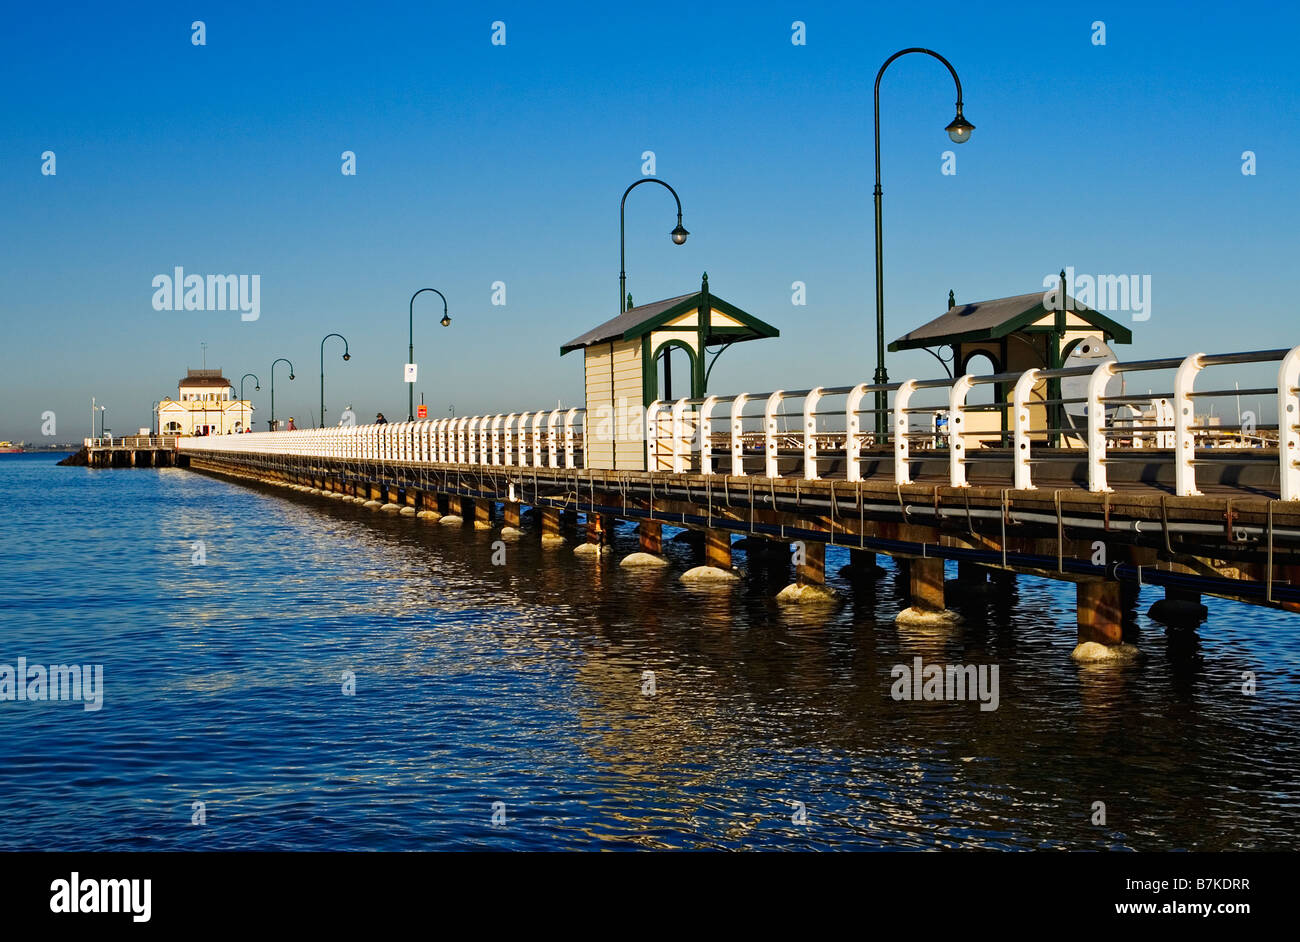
[638, 520, 662, 554]
[500, 501, 523, 538]
[776, 539, 839, 603]
[846, 548, 883, 576]
[621, 520, 668, 568]
[1147, 586, 1208, 627]
[1072, 580, 1138, 661]
[540, 508, 565, 546]
[704, 529, 732, 569]
[680, 529, 739, 582]
[896, 557, 962, 627]
[575, 513, 614, 557]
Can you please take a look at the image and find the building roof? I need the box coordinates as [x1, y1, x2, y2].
[889, 290, 1133, 352]
[179, 368, 232, 388]
[560, 280, 779, 355]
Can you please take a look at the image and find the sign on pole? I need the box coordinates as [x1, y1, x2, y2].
[417, 404, 427, 419]
[404, 363, 418, 383]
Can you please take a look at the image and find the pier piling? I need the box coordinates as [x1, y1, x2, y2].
[1072, 579, 1138, 660]
[540, 508, 564, 545]
[503, 501, 521, 529]
[896, 557, 963, 626]
[704, 529, 732, 569]
[797, 541, 825, 585]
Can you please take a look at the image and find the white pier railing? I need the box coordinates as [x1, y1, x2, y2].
[178, 346, 1300, 500]
[182, 407, 588, 470]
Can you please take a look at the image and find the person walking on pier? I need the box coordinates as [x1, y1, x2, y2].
[375, 413, 388, 425]
[287, 417, 297, 431]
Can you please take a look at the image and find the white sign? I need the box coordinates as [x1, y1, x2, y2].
[404, 363, 418, 383]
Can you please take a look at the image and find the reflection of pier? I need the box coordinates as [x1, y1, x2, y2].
[176, 342, 1300, 660]
[81, 435, 178, 467]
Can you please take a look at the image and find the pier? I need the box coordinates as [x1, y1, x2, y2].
[174, 344, 1300, 660]
[81, 435, 179, 468]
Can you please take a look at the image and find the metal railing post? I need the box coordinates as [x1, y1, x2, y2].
[845, 383, 870, 483]
[764, 391, 784, 479]
[1279, 346, 1300, 500]
[1086, 361, 1116, 492]
[803, 387, 824, 481]
[894, 379, 917, 485]
[730, 395, 748, 477]
[1012, 368, 1040, 490]
[1173, 353, 1205, 497]
[699, 396, 720, 475]
[948, 375, 974, 487]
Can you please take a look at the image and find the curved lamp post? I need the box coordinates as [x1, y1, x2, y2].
[408, 288, 451, 421]
[319, 333, 351, 427]
[872, 47, 973, 436]
[270, 358, 294, 431]
[240, 373, 260, 433]
[620, 178, 688, 314]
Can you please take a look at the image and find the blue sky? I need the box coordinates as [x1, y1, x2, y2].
[1, 1, 1296, 439]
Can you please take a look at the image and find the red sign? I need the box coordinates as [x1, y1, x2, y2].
[417, 405, 428, 419]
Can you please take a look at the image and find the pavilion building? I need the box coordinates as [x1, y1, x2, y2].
[157, 368, 253, 436]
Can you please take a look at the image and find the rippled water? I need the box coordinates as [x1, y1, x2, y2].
[2, 452, 1297, 850]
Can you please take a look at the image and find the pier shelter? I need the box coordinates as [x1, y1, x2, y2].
[889, 277, 1131, 444]
[561, 274, 778, 470]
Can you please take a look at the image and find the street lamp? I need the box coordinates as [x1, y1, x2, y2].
[620, 178, 688, 313]
[872, 47, 973, 436]
[320, 333, 351, 427]
[408, 288, 450, 421]
[270, 358, 295, 431]
[240, 373, 260, 433]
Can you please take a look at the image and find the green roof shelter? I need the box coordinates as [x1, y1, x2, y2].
[890, 274, 1132, 444]
[561, 273, 779, 470]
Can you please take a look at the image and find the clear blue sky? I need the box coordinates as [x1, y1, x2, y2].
[1, 1, 1296, 439]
